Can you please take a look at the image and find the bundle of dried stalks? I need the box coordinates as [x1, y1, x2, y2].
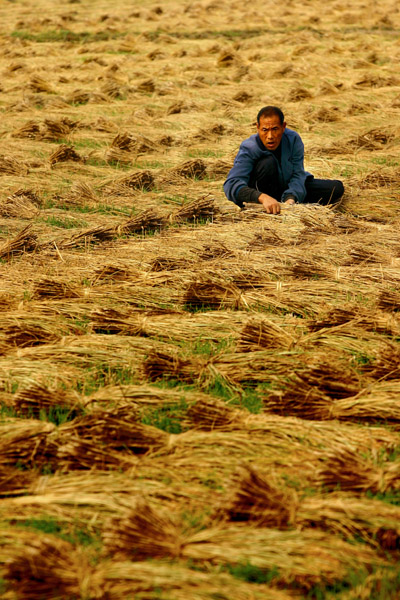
[103, 498, 182, 559]
[187, 397, 242, 430]
[183, 276, 245, 310]
[65, 180, 98, 207]
[116, 209, 166, 235]
[136, 78, 156, 93]
[237, 318, 296, 351]
[105, 146, 133, 165]
[12, 383, 83, 419]
[289, 256, 335, 279]
[49, 144, 82, 166]
[226, 466, 400, 549]
[172, 196, 218, 222]
[378, 289, 400, 311]
[33, 277, 83, 299]
[0, 192, 39, 219]
[28, 75, 54, 93]
[0, 225, 37, 260]
[150, 256, 195, 271]
[315, 448, 395, 493]
[56, 437, 139, 470]
[3, 534, 98, 600]
[103, 170, 154, 193]
[66, 89, 92, 104]
[171, 159, 207, 179]
[225, 466, 298, 526]
[0, 465, 36, 496]
[59, 411, 168, 455]
[41, 117, 78, 141]
[331, 382, 400, 423]
[102, 560, 294, 600]
[198, 241, 234, 261]
[0, 419, 56, 469]
[264, 381, 333, 420]
[11, 119, 41, 138]
[58, 224, 115, 247]
[142, 349, 209, 384]
[0, 154, 29, 175]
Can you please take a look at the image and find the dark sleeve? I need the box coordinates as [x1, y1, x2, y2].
[236, 186, 261, 207]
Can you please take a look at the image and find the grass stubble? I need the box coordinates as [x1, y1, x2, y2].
[0, 0, 400, 598]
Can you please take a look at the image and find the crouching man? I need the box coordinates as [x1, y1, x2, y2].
[224, 106, 344, 214]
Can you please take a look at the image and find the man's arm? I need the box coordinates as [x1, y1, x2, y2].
[281, 135, 309, 203]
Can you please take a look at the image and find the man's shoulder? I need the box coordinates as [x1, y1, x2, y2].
[284, 128, 303, 144]
[239, 134, 264, 155]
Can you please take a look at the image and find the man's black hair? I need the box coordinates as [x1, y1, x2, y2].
[257, 106, 285, 125]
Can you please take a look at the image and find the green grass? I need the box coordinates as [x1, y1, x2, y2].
[75, 364, 136, 396]
[141, 399, 188, 433]
[223, 562, 280, 585]
[38, 215, 89, 229]
[13, 515, 101, 548]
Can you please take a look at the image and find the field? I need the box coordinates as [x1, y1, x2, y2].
[1, 0, 400, 598]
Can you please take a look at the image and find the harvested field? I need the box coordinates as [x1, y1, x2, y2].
[1, 0, 400, 598]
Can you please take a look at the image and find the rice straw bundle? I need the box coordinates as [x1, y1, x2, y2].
[0, 193, 39, 219]
[315, 447, 399, 493]
[150, 256, 195, 271]
[49, 144, 82, 166]
[0, 155, 29, 175]
[104, 502, 383, 586]
[0, 225, 37, 260]
[59, 411, 167, 455]
[103, 170, 155, 194]
[3, 319, 68, 349]
[142, 349, 209, 384]
[172, 196, 218, 223]
[33, 277, 83, 299]
[237, 317, 296, 351]
[11, 120, 41, 139]
[0, 465, 37, 496]
[55, 437, 140, 471]
[198, 241, 234, 260]
[28, 75, 54, 93]
[66, 89, 92, 104]
[103, 498, 182, 559]
[183, 276, 245, 310]
[58, 224, 116, 247]
[12, 383, 83, 419]
[3, 533, 97, 600]
[102, 560, 296, 600]
[171, 159, 207, 179]
[41, 117, 78, 141]
[65, 181, 98, 207]
[187, 397, 242, 430]
[116, 209, 166, 235]
[378, 289, 400, 311]
[226, 466, 400, 549]
[0, 419, 56, 469]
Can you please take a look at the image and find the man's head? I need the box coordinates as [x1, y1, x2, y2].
[256, 106, 286, 151]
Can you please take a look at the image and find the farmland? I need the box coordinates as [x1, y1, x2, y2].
[1, 0, 400, 598]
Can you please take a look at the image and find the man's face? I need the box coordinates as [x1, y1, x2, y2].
[257, 114, 286, 151]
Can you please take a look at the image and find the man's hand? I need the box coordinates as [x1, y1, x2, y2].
[283, 198, 295, 206]
[258, 193, 281, 214]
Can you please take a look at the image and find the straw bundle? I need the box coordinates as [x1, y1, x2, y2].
[33, 277, 83, 299]
[59, 411, 168, 455]
[56, 437, 139, 470]
[0, 154, 29, 175]
[226, 466, 400, 549]
[103, 561, 295, 600]
[0, 193, 39, 219]
[0, 225, 37, 260]
[41, 117, 78, 141]
[150, 256, 195, 271]
[142, 349, 209, 384]
[378, 289, 400, 311]
[28, 75, 54, 93]
[116, 209, 166, 235]
[49, 144, 82, 166]
[11, 119, 41, 138]
[65, 180, 98, 207]
[0, 419, 56, 469]
[66, 89, 92, 104]
[12, 383, 83, 419]
[183, 276, 245, 310]
[105, 146, 133, 165]
[3, 319, 68, 349]
[198, 241, 233, 260]
[58, 224, 116, 247]
[3, 534, 97, 600]
[0, 465, 36, 496]
[237, 317, 296, 351]
[187, 397, 242, 430]
[315, 448, 396, 493]
[171, 159, 207, 179]
[136, 78, 156, 93]
[172, 196, 218, 222]
[105, 503, 382, 586]
[103, 498, 182, 559]
[104, 170, 154, 193]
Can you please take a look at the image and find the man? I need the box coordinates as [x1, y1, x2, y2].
[224, 106, 344, 214]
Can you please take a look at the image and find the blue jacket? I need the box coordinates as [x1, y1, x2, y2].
[223, 128, 312, 205]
